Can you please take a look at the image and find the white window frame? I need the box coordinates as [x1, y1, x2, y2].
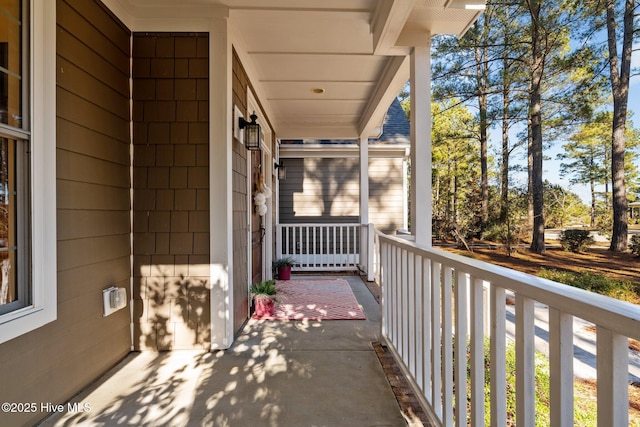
[0, 0, 57, 344]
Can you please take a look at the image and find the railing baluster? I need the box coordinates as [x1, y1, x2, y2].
[442, 266, 453, 427]
[490, 284, 507, 427]
[596, 326, 629, 427]
[380, 240, 388, 338]
[408, 251, 416, 375]
[431, 260, 442, 420]
[304, 227, 311, 267]
[319, 225, 323, 269]
[515, 295, 535, 427]
[549, 308, 573, 427]
[455, 271, 469, 427]
[333, 226, 337, 267]
[387, 242, 395, 344]
[349, 225, 352, 267]
[422, 256, 432, 400]
[470, 277, 485, 427]
[390, 244, 397, 346]
[400, 248, 407, 360]
[414, 253, 423, 391]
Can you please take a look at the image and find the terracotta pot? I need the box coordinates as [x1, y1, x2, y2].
[253, 295, 275, 317]
[278, 265, 292, 280]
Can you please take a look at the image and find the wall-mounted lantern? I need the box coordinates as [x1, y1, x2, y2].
[239, 112, 261, 151]
[274, 160, 286, 180]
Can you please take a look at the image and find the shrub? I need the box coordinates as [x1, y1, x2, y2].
[272, 257, 296, 268]
[630, 235, 640, 257]
[250, 280, 276, 296]
[560, 229, 594, 252]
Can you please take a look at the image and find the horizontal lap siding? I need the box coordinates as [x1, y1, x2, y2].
[0, 2, 132, 426]
[369, 157, 404, 233]
[279, 156, 405, 232]
[132, 33, 211, 350]
[279, 158, 360, 222]
[231, 50, 249, 335]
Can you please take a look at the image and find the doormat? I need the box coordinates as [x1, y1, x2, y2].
[253, 278, 366, 321]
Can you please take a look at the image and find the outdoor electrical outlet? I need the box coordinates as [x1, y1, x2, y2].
[102, 287, 127, 317]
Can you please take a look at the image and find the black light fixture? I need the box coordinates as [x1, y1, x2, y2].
[239, 112, 261, 151]
[274, 160, 286, 180]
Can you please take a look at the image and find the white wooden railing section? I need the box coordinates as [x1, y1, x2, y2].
[376, 231, 640, 427]
[276, 223, 360, 271]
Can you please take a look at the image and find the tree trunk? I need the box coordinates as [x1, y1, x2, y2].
[528, 0, 545, 254]
[475, 40, 489, 230]
[500, 85, 510, 223]
[590, 177, 596, 228]
[606, 0, 632, 252]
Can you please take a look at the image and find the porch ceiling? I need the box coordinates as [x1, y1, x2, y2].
[114, 0, 484, 139]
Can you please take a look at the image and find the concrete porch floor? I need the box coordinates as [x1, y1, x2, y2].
[39, 275, 417, 427]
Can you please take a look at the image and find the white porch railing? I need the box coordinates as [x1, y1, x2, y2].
[276, 223, 360, 271]
[377, 231, 640, 427]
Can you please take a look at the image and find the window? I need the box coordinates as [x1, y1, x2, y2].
[0, 0, 56, 343]
[0, 0, 30, 316]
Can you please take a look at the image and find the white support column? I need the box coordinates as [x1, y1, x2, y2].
[209, 14, 233, 349]
[410, 43, 432, 247]
[359, 136, 370, 276]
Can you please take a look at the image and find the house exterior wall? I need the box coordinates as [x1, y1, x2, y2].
[0, 1, 131, 425]
[368, 156, 405, 233]
[279, 156, 405, 233]
[280, 157, 359, 223]
[230, 50, 276, 330]
[231, 50, 250, 333]
[132, 33, 211, 350]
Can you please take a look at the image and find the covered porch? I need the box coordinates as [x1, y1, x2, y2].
[1, 0, 638, 426]
[40, 275, 421, 427]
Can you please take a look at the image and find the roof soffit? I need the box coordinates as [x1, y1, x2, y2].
[103, 0, 485, 139]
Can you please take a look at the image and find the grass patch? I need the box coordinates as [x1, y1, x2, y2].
[476, 341, 600, 426]
[538, 268, 640, 304]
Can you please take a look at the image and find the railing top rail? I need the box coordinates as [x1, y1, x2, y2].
[278, 223, 361, 228]
[377, 231, 640, 340]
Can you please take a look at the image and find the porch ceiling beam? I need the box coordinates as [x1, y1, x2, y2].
[101, 0, 229, 31]
[371, 0, 415, 55]
[357, 55, 409, 139]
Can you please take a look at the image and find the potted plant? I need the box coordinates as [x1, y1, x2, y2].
[251, 280, 276, 317]
[273, 257, 296, 280]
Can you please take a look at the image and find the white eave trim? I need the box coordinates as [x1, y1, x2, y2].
[371, 0, 415, 55]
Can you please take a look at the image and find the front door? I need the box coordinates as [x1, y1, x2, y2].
[250, 150, 263, 286]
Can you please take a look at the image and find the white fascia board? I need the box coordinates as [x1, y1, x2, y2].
[100, 0, 228, 32]
[276, 125, 360, 141]
[371, 0, 415, 55]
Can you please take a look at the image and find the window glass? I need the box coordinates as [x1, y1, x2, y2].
[0, 0, 23, 128]
[0, 137, 17, 311]
[0, 0, 25, 316]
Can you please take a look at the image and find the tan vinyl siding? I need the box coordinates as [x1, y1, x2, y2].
[369, 157, 405, 233]
[279, 158, 360, 222]
[0, 2, 131, 426]
[132, 33, 210, 350]
[279, 156, 405, 233]
[231, 50, 249, 334]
